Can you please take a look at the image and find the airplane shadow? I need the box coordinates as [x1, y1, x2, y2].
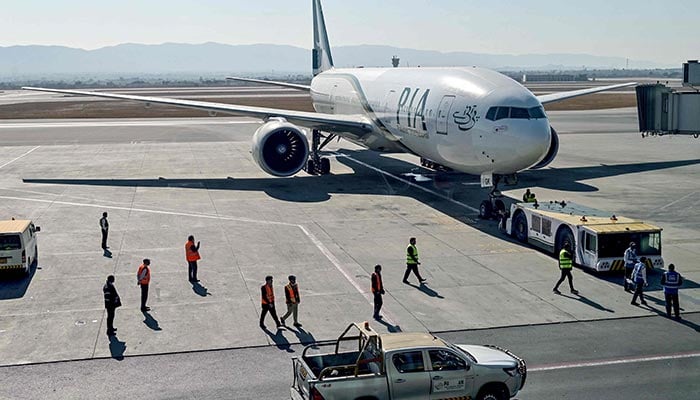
[20, 148, 700, 285]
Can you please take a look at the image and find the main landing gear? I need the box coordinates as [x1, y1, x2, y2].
[305, 129, 335, 175]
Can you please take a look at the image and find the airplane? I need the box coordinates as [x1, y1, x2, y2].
[23, 0, 635, 218]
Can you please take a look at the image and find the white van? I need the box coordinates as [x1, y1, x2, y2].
[0, 219, 41, 275]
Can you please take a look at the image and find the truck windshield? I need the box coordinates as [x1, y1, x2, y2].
[0, 234, 22, 251]
[597, 232, 661, 258]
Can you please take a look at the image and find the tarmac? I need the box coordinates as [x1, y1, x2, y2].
[0, 107, 698, 366]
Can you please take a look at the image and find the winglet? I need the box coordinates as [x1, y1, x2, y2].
[312, 0, 334, 76]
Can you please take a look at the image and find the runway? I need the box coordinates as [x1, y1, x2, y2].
[0, 106, 699, 398]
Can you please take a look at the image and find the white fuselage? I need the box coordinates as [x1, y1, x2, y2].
[310, 67, 552, 175]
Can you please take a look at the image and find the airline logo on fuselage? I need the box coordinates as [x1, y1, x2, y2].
[453, 105, 479, 131]
[396, 87, 430, 138]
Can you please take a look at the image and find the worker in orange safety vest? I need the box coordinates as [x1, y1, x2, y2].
[372, 265, 385, 319]
[137, 259, 151, 312]
[260, 275, 281, 330]
[185, 235, 201, 282]
[281, 275, 302, 328]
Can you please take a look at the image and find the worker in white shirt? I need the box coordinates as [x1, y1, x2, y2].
[630, 257, 648, 306]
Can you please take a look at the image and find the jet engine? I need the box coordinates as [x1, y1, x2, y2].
[252, 119, 309, 177]
[530, 127, 559, 169]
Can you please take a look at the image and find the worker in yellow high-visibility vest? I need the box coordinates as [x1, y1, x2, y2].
[553, 242, 578, 295]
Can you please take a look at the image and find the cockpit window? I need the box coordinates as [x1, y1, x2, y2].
[486, 105, 547, 121]
[529, 106, 546, 119]
[485, 107, 497, 121]
[510, 107, 530, 119]
[495, 107, 510, 120]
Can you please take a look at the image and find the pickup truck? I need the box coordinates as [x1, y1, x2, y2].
[290, 322, 526, 400]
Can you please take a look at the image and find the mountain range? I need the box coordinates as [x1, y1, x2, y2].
[0, 42, 670, 78]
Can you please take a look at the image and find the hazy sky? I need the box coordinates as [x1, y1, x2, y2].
[1, 0, 696, 66]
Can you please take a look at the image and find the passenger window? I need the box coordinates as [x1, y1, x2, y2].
[392, 351, 425, 373]
[495, 107, 510, 121]
[485, 107, 497, 121]
[510, 107, 530, 119]
[429, 350, 466, 371]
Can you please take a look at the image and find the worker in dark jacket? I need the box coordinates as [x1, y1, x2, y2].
[103, 275, 121, 336]
[100, 212, 109, 250]
[661, 264, 683, 318]
[372, 265, 385, 319]
[260, 275, 281, 330]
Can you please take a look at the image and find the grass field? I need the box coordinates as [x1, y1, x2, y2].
[0, 93, 636, 119]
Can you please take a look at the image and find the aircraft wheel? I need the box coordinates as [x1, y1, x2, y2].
[494, 199, 506, 214]
[479, 200, 493, 219]
[305, 159, 316, 175]
[320, 157, 331, 175]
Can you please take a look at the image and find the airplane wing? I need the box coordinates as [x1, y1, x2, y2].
[536, 82, 636, 105]
[226, 77, 311, 91]
[22, 86, 371, 137]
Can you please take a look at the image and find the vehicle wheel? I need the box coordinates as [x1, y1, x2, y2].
[320, 157, 331, 175]
[513, 212, 528, 243]
[305, 159, 316, 175]
[555, 227, 575, 255]
[494, 199, 506, 214]
[477, 385, 508, 400]
[479, 200, 493, 219]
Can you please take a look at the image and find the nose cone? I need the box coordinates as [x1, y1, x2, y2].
[512, 119, 551, 168]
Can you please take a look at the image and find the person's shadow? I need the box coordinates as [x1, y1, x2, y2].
[640, 303, 700, 332]
[109, 335, 126, 360]
[374, 317, 402, 333]
[192, 281, 210, 297]
[405, 282, 445, 299]
[263, 326, 295, 353]
[558, 293, 615, 313]
[288, 325, 317, 346]
[142, 311, 162, 331]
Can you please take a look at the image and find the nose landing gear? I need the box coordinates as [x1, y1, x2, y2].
[478, 174, 517, 220]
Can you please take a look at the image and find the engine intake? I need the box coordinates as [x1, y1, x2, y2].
[530, 126, 559, 169]
[252, 119, 309, 177]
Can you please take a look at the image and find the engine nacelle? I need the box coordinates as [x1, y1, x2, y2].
[530, 127, 559, 169]
[251, 119, 309, 177]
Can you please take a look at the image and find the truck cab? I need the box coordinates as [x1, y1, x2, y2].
[0, 219, 41, 275]
[291, 322, 526, 400]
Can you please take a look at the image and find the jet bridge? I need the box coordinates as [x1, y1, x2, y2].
[636, 61, 700, 138]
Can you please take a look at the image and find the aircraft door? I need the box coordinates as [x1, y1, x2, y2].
[383, 90, 398, 127]
[436, 96, 455, 135]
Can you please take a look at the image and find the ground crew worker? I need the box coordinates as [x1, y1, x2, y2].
[281, 275, 301, 327]
[623, 242, 637, 291]
[103, 275, 121, 336]
[372, 265, 385, 320]
[260, 275, 281, 329]
[553, 242, 578, 295]
[522, 189, 536, 203]
[631, 257, 648, 306]
[137, 259, 151, 312]
[660, 263, 683, 318]
[403, 237, 426, 284]
[185, 235, 201, 282]
[100, 212, 109, 250]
